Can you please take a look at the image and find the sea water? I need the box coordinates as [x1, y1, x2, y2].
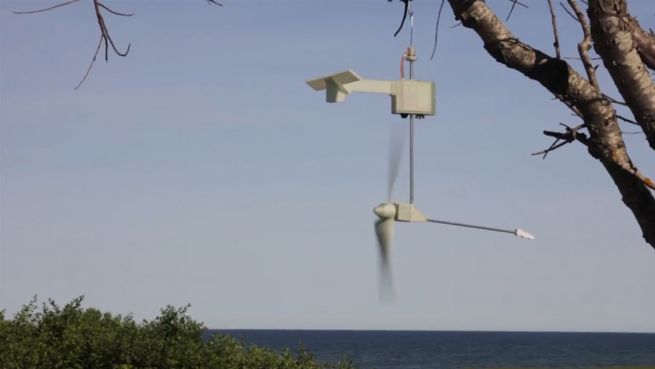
[210, 330, 655, 369]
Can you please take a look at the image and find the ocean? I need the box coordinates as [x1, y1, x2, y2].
[209, 330, 655, 369]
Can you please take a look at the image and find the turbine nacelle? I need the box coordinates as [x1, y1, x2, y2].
[374, 202, 427, 222]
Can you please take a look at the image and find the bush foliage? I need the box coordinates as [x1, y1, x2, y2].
[0, 297, 354, 369]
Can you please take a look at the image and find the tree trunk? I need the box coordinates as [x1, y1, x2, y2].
[446, 0, 655, 249]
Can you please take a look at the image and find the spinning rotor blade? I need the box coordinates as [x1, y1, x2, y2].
[426, 218, 535, 240]
[374, 218, 396, 301]
[387, 123, 405, 201]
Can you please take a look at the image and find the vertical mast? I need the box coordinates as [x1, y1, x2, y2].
[407, 3, 416, 204]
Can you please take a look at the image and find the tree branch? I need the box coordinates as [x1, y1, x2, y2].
[588, 0, 655, 150]
[567, 0, 600, 91]
[559, 1, 578, 21]
[447, 0, 655, 248]
[430, 0, 447, 61]
[628, 16, 655, 71]
[13, 0, 81, 15]
[16, 0, 220, 89]
[546, 0, 561, 59]
[532, 123, 587, 158]
[505, 0, 527, 22]
[75, 36, 102, 90]
[97, 2, 133, 17]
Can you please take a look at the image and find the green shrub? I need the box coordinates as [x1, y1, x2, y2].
[0, 297, 354, 369]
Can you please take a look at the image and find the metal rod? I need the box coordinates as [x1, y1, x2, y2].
[408, 49, 415, 204]
[427, 218, 516, 235]
[408, 7, 416, 204]
[409, 114, 415, 204]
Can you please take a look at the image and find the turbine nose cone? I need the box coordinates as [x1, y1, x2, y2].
[374, 203, 396, 220]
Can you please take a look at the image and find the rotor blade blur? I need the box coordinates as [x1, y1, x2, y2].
[387, 123, 405, 201]
[375, 218, 395, 302]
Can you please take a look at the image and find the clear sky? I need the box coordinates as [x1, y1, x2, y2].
[1, 0, 654, 333]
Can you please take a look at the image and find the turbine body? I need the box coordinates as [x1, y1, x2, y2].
[305, 66, 536, 303]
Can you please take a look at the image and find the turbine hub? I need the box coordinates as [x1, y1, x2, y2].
[374, 203, 396, 220]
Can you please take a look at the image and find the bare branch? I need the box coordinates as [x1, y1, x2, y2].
[97, 3, 133, 17]
[603, 93, 628, 106]
[559, 2, 578, 21]
[546, 0, 561, 59]
[616, 114, 640, 126]
[563, 55, 601, 61]
[533, 122, 589, 158]
[71, 0, 132, 89]
[532, 138, 565, 158]
[505, 0, 527, 22]
[16, 0, 221, 90]
[75, 37, 103, 90]
[567, 0, 600, 91]
[430, 0, 447, 61]
[13, 0, 81, 15]
[543, 129, 588, 145]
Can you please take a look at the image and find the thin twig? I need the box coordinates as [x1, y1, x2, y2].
[13, 0, 81, 14]
[75, 37, 103, 90]
[551, 93, 583, 118]
[97, 3, 133, 17]
[16, 0, 220, 89]
[567, 0, 600, 90]
[617, 114, 640, 126]
[532, 138, 565, 158]
[72, 0, 132, 88]
[430, 0, 446, 61]
[532, 123, 587, 158]
[546, 0, 561, 59]
[559, 2, 578, 21]
[603, 93, 628, 106]
[563, 55, 601, 61]
[505, 0, 528, 22]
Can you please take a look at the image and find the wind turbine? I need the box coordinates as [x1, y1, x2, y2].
[307, 64, 535, 300]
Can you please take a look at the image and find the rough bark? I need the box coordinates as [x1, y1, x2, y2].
[587, 0, 655, 150]
[446, 0, 655, 249]
[628, 16, 655, 72]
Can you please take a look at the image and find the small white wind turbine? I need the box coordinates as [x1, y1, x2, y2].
[307, 60, 535, 300]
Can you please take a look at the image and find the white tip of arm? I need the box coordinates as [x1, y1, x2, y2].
[515, 228, 535, 240]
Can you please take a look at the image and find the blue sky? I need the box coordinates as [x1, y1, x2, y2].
[1, 0, 654, 332]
